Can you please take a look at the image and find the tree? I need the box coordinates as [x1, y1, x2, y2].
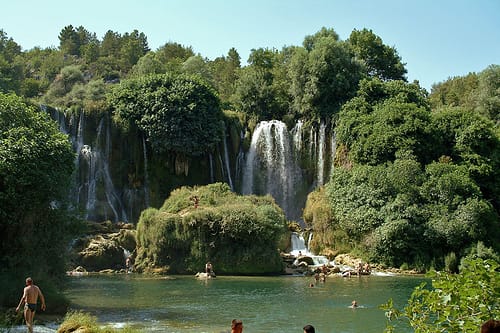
[182, 55, 212, 82]
[100, 30, 122, 58]
[234, 48, 288, 120]
[302, 26, 340, 51]
[110, 73, 224, 157]
[429, 72, 479, 110]
[290, 34, 362, 120]
[476, 65, 500, 124]
[348, 28, 407, 81]
[209, 47, 241, 106]
[120, 29, 150, 70]
[0, 30, 23, 93]
[381, 257, 500, 333]
[0, 93, 76, 306]
[130, 51, 164, 77]
[156, 42, 194, 62]
[336, 79, 431, 165]
[58, 25, 81, 56]
[430, 106, 500, 211]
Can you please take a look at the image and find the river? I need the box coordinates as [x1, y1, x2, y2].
[40, 273, 425, 333]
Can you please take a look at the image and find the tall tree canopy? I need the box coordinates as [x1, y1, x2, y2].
[110, 73, 224, 156]
[348, 28, 407, 81]
[289, 29, 362, 120]
[0, 30, 23, 94]
[0, 93, 75, 305]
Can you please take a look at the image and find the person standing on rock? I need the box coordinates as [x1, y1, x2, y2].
[16, 277, 46, 333]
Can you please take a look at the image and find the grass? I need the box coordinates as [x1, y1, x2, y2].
[57, 311, 142, 333]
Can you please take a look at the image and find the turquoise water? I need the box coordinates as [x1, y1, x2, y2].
[62, 273, 425, 333]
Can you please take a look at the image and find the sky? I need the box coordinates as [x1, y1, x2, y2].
[2, 0, 499, 91]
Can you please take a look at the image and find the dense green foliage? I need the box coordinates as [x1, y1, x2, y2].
[110, 73, 224, 156]
[430, 65, 500, 124]
[135, 183, 287, 274]
[0, 93, 76, 308]
[381, 257, 500, 332]
[0, 24, 498, 273]
[305, 77, 500, 269]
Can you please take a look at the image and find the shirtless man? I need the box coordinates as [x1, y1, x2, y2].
[16, 277, 46, 333]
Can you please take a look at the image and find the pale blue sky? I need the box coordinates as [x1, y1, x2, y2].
[2, 0, 499, 91]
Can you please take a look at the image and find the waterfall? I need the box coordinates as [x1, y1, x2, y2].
[317, 122, 326, 186]
[72, 113, 127, 222]
[290, 232, 309, 255]
[75, 112, 85, 160]
[291, 120, 303, 152]
[290, 232, 330, 266]
[330, 130, 337, 176]
[241, 120, 303, 220]
[309, 127, 316, 167]
[123, 248, 131, 259]
[217, 152, 226, 183]
[142, 136, 150, 207]
[235, 130, 245, 187]
[209, 153, 215, 183]
[222, 133, 234, 190]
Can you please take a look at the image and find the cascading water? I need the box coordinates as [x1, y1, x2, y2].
[317, 122, 326, 186]
[44, 103, 335, 224]
[290, 232, 329, 266]
[330, 130, 337, 176]
[44, 107, 130, 222]
[241, 120, 304, 221]
[209, 153, 215, 183]
[142, 136, 150, 207]
[290, 232, 309, 256]
[222, 132, 234, 191]
[83, 117, 127, 222]
[291, 120, 303, 152]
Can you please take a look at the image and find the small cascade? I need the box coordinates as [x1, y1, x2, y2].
[235, 130, 245, 187]
[290, 232, 310, 256]
[222, 133, 234, 191]
[241, 120, 303, 220]
[308, 126, 316, 166]
[75, 112, 85, 160]
[317, 122, 326, 186]
[142, 136, 150, 207]
[291, 120, 303, 152]
[290, 232, 330, 266]
[123, 248, 131, 259]
[217, 151, 226, 184]
[208, 153, 215, 183]
[330, 130, 337, 176]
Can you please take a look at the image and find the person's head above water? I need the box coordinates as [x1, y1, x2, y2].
[231, 319, 243, 333]
[303, 324, 315, 333]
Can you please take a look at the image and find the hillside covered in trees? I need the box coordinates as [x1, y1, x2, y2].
[1, 24, 499, 293]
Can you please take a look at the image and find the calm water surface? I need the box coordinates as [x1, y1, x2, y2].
[62, 273, 425, 333]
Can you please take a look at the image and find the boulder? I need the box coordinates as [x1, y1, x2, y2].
[78, 235, 125, 272]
